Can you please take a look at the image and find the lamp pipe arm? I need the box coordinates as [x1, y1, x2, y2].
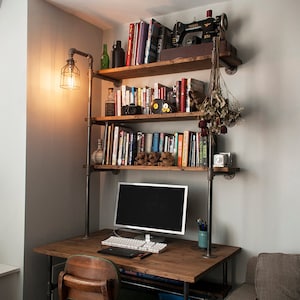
[69, 48, 93, 63]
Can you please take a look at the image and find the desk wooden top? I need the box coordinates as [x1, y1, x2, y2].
[34, 229, 240, 283]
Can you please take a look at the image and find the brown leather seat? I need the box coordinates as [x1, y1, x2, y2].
[58, 255, 120, 300]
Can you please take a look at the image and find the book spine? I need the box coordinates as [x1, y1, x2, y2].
[180, 78, 187, 112]
[116, 89, 122, 116]
[111, 126, 120, 166]
[181, 130, 190, 167]
[177, 133, 183, 167]
[105, 125, 112, 165]
[136, 20, 149, 65]
[126, 23, 135, 66]
[131, 22, 140, 65]
[117, 130, 124, 166]
[159, 132, 165, 153]
[151, 132, 159, 152]
[145, 133, 153, 153]
[102, 122, 109, 165]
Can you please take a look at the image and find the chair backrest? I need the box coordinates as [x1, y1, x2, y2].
[58, 255, 120, 300]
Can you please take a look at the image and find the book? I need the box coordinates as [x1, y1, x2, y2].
[131, 22, 140, 65]
[128, 132, 137, 165]
[111, 125, 120, 165]
[151, 132, 160, 152]
[177, 132, 183, 167]
[175, 80, 181, 112]
[121, 85, 131, 107]
[181, 130, 190, 167]
[189, 132, 196, 167]
[117, 129, 125, 166]
[186, 78, 206, 112]
[180, 78, 187, 112]
[145, 133, 153, 153]
[105, 124, 113, 165]
[144, 18, 162, 64]
[115, 88, 122, 116]
[200, 134, 208, 167]
[157, 25, 172, 61]
[101, 122, 109, 165]
[136, 131, 145, 153]
[126, 23, 135, 66]
[136, 20, 149, 65]
[158, 132, 165, 153]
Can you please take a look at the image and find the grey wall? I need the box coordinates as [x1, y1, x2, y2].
[24, 0, 103, 299]
[99, 0, 300, 285]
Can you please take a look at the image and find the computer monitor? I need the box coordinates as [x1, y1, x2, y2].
[114, 182, 188, 237]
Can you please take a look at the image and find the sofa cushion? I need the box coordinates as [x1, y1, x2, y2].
[255, 253, 300, 300]
[225, 283, 257, 300]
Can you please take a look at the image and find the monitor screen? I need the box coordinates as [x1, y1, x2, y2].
[114, 182, 188, 236]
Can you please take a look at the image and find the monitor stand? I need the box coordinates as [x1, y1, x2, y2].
[135, 233, 166, 243]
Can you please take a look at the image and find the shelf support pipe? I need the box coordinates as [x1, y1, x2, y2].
[205, 131, 214, 257]
[62, 48, 121, 239]
[63, 48, 94, 238]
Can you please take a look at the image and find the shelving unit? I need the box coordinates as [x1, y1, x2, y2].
[91, 40, 242, 260]
[92, 41, 242, 175]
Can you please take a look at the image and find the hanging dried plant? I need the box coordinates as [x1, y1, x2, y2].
[198, 37, 242, 134]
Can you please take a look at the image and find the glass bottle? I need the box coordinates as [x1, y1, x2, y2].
[105, 87, 115, 116]
[101, 43, 109, 69]
[91, 139, 104, 165]
[112, 40, 125, 68]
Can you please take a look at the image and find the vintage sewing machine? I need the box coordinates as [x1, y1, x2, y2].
[171, 11, 228, 47]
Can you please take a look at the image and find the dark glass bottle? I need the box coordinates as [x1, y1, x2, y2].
[112, 40, 125, 68]
[101, 44, 109, 69]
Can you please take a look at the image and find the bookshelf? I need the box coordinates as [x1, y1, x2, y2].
[93, 45, 242, 175]
[97, 42, 242, 81]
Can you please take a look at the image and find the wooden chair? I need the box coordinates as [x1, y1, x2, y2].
[58, 255, 120, 300]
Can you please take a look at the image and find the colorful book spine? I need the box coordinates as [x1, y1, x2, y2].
[151, 132, 160, 152]
[181, 130, 190, 167]
[126, 23, 135, 66]
[177, 133, 183, 167]
[136, 20, 149, 65]
[180, 78, 187, 112]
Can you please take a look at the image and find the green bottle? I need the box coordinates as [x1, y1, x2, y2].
[101, 44, 109, 69]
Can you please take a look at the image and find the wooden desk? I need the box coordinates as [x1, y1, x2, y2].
[34, 229, 241, 300]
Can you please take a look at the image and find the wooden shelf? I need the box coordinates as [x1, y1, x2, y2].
[93, 164, 240, 174]
[93, 111, 205, 125]
[97, 41, 242, 81]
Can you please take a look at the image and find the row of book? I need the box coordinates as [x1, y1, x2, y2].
[126, 18, 172, 66]
[112, 77, 206, 116]
[100, 123, 209, 168]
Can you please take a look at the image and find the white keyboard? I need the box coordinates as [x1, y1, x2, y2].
[101, 236, 167, 253]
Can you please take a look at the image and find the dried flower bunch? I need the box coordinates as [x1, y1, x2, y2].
[199, 37, 242, 134]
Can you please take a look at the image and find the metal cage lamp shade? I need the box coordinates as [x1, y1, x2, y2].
[60, 58, 80, 89]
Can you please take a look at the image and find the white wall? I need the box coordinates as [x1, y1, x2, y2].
[0, 0, 27, 299]
[99, 0, 300, 285]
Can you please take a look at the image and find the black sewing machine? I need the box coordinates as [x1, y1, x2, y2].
[172, 11, 228, 47]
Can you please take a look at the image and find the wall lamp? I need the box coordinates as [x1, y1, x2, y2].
[61, 48, 119, 238]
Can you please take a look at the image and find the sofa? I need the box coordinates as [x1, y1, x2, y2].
[225, 253, 300, 300]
